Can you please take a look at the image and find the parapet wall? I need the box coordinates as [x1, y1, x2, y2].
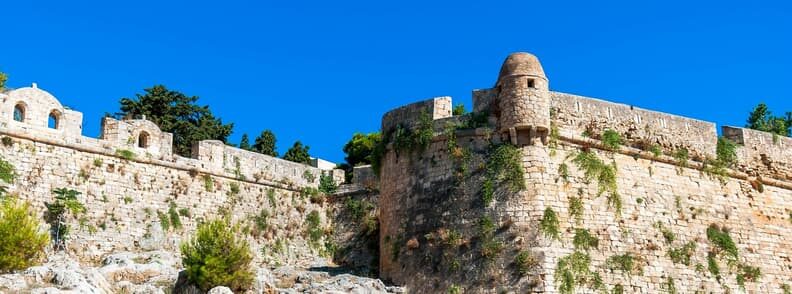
[550, 91, 718, 159]
[0, 86, 344, 190]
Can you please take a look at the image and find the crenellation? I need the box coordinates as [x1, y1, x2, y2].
[380, 96, 452, 134]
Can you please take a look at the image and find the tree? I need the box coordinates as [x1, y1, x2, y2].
[0, 72, 7, 91]
[239, 134, 252, 151]
[283, 141, 311, 164]
[342, 132, 382, 167]
[0, 197, 50, 273]
[253, 130, 278, 157]
[746, 103, 790, 137]
[115, 85, 234, 157]
[453, 103, 466, 115]
[45, 188, 85, 250]
[180, 218, 254, 291]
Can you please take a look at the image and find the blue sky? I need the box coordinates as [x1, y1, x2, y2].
[2, 1, 790, 162]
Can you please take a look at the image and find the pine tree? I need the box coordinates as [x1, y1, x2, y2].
[239, 134, 252, 151]
[283, 141, 311, 164]
[253, 130, 278, 157]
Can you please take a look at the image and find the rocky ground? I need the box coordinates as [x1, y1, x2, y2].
[0, 251, 404, 294]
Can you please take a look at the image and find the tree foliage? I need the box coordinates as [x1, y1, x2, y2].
[45, 188, 85, 249]
[0, 197, 50, 273]
[238, 134, 252, 151]
[0, 72, 7, 91]
[253, 130, 278, 157]
[342, 132, 382, 167]
[115, 85, 234, 157]
[746, 103, 791, 136]
[282, 141, 311, 164]
[180, 218, 254, 292]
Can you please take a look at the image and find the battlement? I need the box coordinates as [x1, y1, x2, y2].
[0, 85, 343, 190]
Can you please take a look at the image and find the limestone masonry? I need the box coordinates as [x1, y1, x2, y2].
[378, 53, 791, 293]
[1, 52, 791, 293]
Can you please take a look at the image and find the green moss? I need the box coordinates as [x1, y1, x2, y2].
[123, 196, 133, 204]
[267, 189, 277, 208]
[447, 284, 462, 294]
[612, 284, 624, 294]
[93, 158, 103, 167]
[168, 203, 182, 230]
[572, 228, 599, 251]
[487, 144, 526, 192]
[558, 163, 569, 182]
[668, 241, 696, 266]
[782, 283, 791, 294]
[539, 207, 561, 241]
[736, 264, 761, 290]
[157, 210, 170, 231]
[481, 178, 494, 206]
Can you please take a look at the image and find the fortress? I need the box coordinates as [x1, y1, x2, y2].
[0, 53, 790, 293]
[377, 53, 792, 293]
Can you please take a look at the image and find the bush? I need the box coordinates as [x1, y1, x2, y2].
[601, 129, 622, 150]
[573, 228, 599, 251]
[180, 218, 254, 291]
[318, 173, 337, 194]
[0, 197, 50, 273]
[45, 188, 85, 249]
[539, 207, 560, 241]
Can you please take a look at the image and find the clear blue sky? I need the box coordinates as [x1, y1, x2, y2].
[2, 1, 790, 162]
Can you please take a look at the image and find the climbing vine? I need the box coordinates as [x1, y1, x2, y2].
[571, 150, 621, 215]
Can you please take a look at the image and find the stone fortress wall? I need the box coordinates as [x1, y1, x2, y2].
[0, 85, 344, 263]
[378, 53, 792, 293]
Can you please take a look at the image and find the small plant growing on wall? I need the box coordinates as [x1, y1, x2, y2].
[571, 150, 621, 215]
[601, 129, 622, 151]
[116, 149, 136, 161]
[318, 173, 337, 194]
[203, 175, 214, 192]
[45, 188, 86, 250]
[514, 250, 538, 276]
[572, 228, 599, 251]
[539, 207, 561, 241]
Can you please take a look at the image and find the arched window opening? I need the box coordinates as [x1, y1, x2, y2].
[138, 132, 150, 148]
[13, 104, 25, 122]
[48, 111, 61, 129]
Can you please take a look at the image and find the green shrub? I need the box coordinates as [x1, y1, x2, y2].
[0, 156, 15, 194]
[0, 137, 12, 147]
[486, 144, 526, 193]
[0, 197, 50, 273]
[305, 210, 324, 249]
[664, 277, 677, 294]
[116, 149, 136, 160]
[673, 148, 689, 167]
[45, 188, 85, 248]
[515, 251, 537, 276]
[655, 222, 676, 244]
[93, 158, 103, 167]
[668, 241, 696, 266]
[716, 136, 738, 167]
[707, 252, 721, 281]
[480, 238, 503, 260]
[123, 196, 133, 204]
[180, 218, 254, 291]
[601, 129, 622, 150]
[267, 189, 277, 208]
[558, 163, 569, 182]
[736, 263, 761, 289]
[573, 228, 599, 251]
[554, 251, 601, 294]
[253, 209, 269, 233]
[318, 173, 337, 194]
[649, 144, 662, 157]
[606, 253, 640, 275]
[612, 284, 624, 294]
[452, 104, 466, 116]
[706, 224, 738, 264]
[158, 210, 170, 231]
[178, 208, 191, 218]
[168, 203, 182, 230]
[539, 207, 561, 241]
[481, 178, 494, 206]
[478, 216, 496, 237]
[781, 283, 790, 294]
[229, 182, 240, 196]
[448, 284, 462, 294]
[568, 197, 583, 223]
[571, 151, 621, 215]
[203, 175, 214, 192]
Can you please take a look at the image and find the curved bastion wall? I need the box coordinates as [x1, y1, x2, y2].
[378, 53, 792, 293]
[0, 86, 344, 262]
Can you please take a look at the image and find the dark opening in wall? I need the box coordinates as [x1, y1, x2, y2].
[13, 104, 25, 122]
[138, 132, 150, 148]
[48, 111, 60, 129]
[526, 79, 535, 88]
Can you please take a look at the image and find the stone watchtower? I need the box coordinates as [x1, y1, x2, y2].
[495, 52, 551, 146]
